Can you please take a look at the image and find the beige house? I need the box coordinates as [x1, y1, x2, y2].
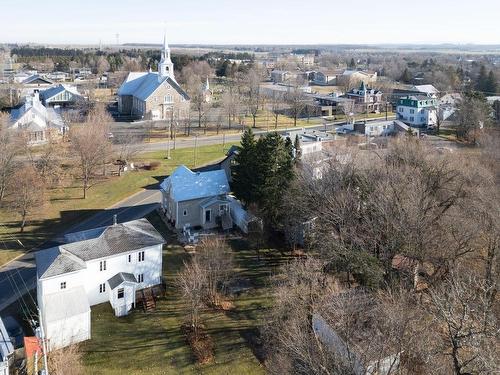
[117, 33, 190, 120]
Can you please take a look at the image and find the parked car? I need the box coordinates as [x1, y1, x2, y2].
[2, 316, 24, 349]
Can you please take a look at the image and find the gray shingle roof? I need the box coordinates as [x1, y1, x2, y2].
[35, 247, 86, 279]
[36, 219, 165, 279]
[61, 218, 165, 262]
[107, 272, 137, 290]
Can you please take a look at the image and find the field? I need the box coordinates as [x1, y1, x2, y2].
[82, 212, 288, 374]
[0, 143, 235, 266]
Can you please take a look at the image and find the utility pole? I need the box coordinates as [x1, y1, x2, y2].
[193, 135, 198, 167]
[38, 307, 49, 375]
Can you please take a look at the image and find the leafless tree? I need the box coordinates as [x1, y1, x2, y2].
[244, 67, 264, 128]
[269, 91, 285, 129]
[195, 237, 234, 306]
[178, 258, 206, 335]
[426, 270, 499, 374]
[181, 61, 213, 129]
[338, 99, 358, 124]
[10, 165, 46, 232]
[0, 112, 22, 202]
[70, 105, 112, 198]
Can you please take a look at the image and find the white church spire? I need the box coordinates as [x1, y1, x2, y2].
[158, 31, 174, 81]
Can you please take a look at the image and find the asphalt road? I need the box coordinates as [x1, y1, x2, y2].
[0, 188, 161, 312]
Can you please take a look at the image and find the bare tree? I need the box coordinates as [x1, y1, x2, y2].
[70, 105, 112, 198]
[0, 112, 22, 202]
[10, 165, 46, 232]
[427, 271, 499, 374]
[244, 68, 264, 128]
[195, 237, 234, 307]
[285, 86, 306, 127]
[178, 258, 206, 335]
[270, 91, 285, 129]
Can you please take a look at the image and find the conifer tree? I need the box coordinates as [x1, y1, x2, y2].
[231, 128, 257, 206]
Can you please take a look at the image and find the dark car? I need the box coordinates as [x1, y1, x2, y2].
[2, 316, 24, 349]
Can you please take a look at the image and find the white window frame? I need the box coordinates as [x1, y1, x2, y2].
[205, 209, 212, 223]
[99, 260, 106, 271]
[99, 283, 106, 293]
[117, 288, 124, 299]
[138, 251, 145, 262]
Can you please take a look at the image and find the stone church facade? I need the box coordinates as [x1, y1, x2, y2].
[117, 33, 190, 121]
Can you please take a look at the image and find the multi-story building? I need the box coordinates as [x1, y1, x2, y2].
[35, 218, 165, 349]
[396, 95, 438, 127]
[345, 82, 383, 113]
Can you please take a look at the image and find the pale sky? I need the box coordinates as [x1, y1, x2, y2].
[1, 0, 499, 45]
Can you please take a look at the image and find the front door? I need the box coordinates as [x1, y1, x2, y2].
[205, 209, 211, 223]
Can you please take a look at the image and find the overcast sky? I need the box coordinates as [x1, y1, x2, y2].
[1, 0, 499, 45]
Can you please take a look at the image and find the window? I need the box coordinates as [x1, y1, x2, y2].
[117, 288, 124, 299]
[183, 209, 188, 216]
[410, 109, 415, 114]
[399, 107, 403, 113]
[99, 283, 106, 293]
[410, 117, 414, 122]
[138, 251, 145, 262]
[164, 95, 173, 103]
[205, 209, 211, 222]
[137, 274, 144, 283]
[60, 282, 66, 289]
[99, 260, 106, 271]
[420, 117, 425, 122]
[219, 204, 228, 214]
[128, 254, 131, 263]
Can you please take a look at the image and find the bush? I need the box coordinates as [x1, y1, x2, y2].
[149, 161, 161, 170]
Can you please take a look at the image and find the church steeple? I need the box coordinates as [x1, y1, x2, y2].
[158, 31, 174, 81]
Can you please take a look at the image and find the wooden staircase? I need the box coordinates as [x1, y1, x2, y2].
[135, 283, 166, 313]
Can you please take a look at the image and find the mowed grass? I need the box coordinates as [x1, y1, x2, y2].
[0, 143, 235, 266]
[82, 213, 287, 374]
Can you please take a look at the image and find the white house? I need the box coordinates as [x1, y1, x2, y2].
[355, 120, 395, 137]
[35, 218, 165, 350]
[40, 84, 82, 107]
[396, 95, 438, 128]
[9, 91, 66, 144]
[284, 128, 334, 156]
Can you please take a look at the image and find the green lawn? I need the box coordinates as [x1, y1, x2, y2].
[82, 213, 288, 374]
[0, 143, 236, 266]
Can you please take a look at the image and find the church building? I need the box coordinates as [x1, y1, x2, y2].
[117, 34, 190, 121]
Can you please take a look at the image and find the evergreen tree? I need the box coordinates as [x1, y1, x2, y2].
[399, 68, 412, 83]
[293, 134, 301, 160]
[476, 65, 489, 93]
[255, 133, 295, 228]
[486, 70, 497, 94]
[231, 128, 257, 206]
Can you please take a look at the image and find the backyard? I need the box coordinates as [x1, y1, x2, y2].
[0, 143, 235, 266]
[82, 212, 288, 374]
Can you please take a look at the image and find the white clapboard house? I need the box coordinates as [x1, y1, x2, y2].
[35, 218, 165, 350]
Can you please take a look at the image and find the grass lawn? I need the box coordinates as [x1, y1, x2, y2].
[0, 143, 236, 266]
[82, 213, 288, 374]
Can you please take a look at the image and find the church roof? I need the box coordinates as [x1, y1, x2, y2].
[118, 72, 189, 102]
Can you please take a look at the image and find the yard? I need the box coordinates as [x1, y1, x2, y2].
[0, 143, 235, 266]
[82, 212, 288, 374]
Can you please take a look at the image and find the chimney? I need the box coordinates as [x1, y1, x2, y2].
[113, 214, 117, 225]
